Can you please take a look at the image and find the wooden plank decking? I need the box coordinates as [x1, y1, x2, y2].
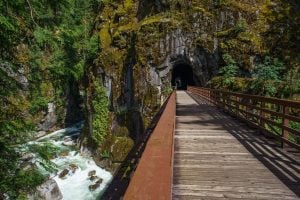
[173, 91, 300, 200]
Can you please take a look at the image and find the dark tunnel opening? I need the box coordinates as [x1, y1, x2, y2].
[171, 63, 195, 90]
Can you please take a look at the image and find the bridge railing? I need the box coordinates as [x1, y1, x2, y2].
[188, 86, 300, 150]
[123, 92, 176, 199]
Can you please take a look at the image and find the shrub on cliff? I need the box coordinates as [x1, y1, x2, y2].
[219, 53, 239, 88]
[251, 56, 284, 96]
[92, 79, 109, 145]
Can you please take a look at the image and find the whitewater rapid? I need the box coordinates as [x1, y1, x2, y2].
[36, 123, 112, 200]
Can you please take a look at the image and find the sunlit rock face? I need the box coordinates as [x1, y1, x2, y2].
[38, 103, 57, 132]
[35, 179, 63, 200]
[155, 28, 220, 88]
[84, 1, 227, 147]
[82, 0, 300, 163]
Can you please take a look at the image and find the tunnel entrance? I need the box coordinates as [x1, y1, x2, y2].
[171, 63, 195, 90]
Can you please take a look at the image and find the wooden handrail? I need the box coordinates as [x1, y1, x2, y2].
[124, 92, 176, 199]
[188, 86, 300, 150]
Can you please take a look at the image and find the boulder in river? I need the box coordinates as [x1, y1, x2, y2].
[89, 175, 98, 181]
[88, 182, 100, 191]
[59, 150, 69, 157]
[63, 136, 72, 142]
[95, 178, 103, 185]
[21, 153, 35, 162]
[20, 161, 36, 171]
[63, 141, 74, 146]
[35, 179, 62, 200]
[88, 170, 96, 177]
[69, 164, 78, 173]
[36, 131, 47, 138]
[20, 153, 37, 171]
[58, 169, 69, 179]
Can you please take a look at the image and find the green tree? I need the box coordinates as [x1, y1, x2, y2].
[251, 56, 284, 96]
[219, 53, 239, 87]
[0, 0, 100, 198]
[282, 67, 300, 98]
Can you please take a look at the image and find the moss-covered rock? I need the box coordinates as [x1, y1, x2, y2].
[81, 0, 300, 172]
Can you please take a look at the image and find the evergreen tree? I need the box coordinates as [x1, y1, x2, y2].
[0, 0, 100, 198]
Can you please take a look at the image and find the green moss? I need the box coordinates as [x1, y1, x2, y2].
[140, 14, 174, 27]
[140, 86, 160, 126]
[110, 136, 133, 161]
[113, 125, 129, 136]
[162, 87, 173, 96]
[92, 79, 109, 145]
[40, 82, 54, 98]
[215, 19, 247, 38]
[192, 6, 213, 17]
[235, 19, 248, 32]
[95, 134, 134, 171]
[215, 28, 235, 37]
[29, 99, 49, 116]
[100, 25, 111, 50]
[196, 34, 214, 52]
[95, 0, 300, 160]
[216, 0, 259, 12]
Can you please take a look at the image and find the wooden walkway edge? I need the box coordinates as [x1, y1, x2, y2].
[173, 91, 300, 200]
[124, 92, 176, 200]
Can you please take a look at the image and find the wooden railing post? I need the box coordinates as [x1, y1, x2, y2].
[218, 91, 222, 108]
[227, 93, 231, 112]
[235, 96, 239, 117]
[224, 93, 228, 112]
[188, 86, 300, 150]
[260, 101, 265, 131]
[213, 91, 216, 104]
[281, 105, 289, 148]
[245, 99, 251, 122]
[222, 92, 226, 111]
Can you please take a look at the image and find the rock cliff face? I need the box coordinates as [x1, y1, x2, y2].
[0, 2, 298, 197]
[2, 0, 297, 159]
[81, 0, 299, 166]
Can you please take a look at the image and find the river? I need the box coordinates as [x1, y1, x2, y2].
[34, 123, 112, 200]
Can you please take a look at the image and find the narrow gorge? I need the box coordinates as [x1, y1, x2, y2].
[0, 0, 299, 199]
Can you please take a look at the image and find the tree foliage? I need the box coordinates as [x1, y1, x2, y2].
[219, 53, 239, 87]
[251, 56, 284, 96]
[0, 0, 100, 198]
[92, 79, 109, 145]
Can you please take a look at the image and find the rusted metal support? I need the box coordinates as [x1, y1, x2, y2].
[123, 92, 176, 200]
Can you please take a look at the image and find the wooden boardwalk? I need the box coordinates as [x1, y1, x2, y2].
[173, 91, 300, 200]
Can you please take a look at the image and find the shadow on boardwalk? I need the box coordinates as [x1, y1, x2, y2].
[188, 92, 300, 197]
